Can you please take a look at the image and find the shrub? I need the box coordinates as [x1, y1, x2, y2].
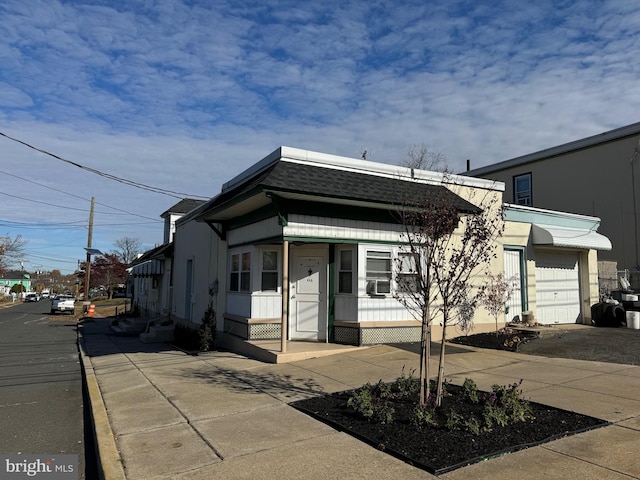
[412, 404, 437, 428]
[482, 380, 533, 428]
[347, 380, 395, 425]
[392, 367, 420, 398]
[462, 378, 480, 404]
[199, 302, 217, 351]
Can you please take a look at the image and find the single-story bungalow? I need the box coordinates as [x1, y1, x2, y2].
[160, 147, 610, 361]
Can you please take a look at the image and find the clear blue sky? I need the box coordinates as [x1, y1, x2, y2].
[2, 0, 640, 274]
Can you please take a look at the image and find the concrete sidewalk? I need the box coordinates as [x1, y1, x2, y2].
[79, 318, 640, 479]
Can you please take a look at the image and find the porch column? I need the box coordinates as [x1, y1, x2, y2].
[281, 240, 289, 352]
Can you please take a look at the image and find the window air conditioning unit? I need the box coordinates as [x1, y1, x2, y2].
[374, 280, 391, 295]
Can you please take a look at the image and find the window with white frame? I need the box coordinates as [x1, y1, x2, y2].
[230, 253, 240, 292]
[240, 252, 251, 292]
[338, 248, 353, 294]
[229, 251, 252, 292]
[514, 173, 532, 206]
[397, 252, 420, 293]
[366, 250, 391, 295]
[261, 250, 278, 291]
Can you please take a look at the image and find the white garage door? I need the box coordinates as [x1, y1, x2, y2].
[535, 251, 581, 325]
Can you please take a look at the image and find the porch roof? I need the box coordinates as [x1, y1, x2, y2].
[196, 160, 480, 223]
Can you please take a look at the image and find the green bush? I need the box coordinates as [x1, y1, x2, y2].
[462, 377, 480, 404]
[392, 367, 420, 398]
[199, 303, 217, 351]
[347, 380, 395, 425]
[412, 404, 437, 428]
[482, 381, 533, 429]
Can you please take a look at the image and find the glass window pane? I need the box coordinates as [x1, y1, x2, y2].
[230, 272, 239, 292]
[242, 252, 251, 271]
[339, 272, 352, 293]
[261, 272, 278, 291]
[263, 251, 277, 271]
[367, 257, 391, 272]
[340, 250, 352, 270]
[240, 272, 250, 292]
[231, 254, 239, 272]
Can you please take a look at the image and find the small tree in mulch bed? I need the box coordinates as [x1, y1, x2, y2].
[482, 272, 517, 336]
[395, 178, 504, 407]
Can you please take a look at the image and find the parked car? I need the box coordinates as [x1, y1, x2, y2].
[24, 293, 38, 302]
[51, 295, 75, 314]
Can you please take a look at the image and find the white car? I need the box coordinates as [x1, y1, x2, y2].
[51, 295, 75, 314]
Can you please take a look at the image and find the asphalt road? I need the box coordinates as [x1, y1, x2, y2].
[518, 325, 640, 365]
[0, 300, 97, 479]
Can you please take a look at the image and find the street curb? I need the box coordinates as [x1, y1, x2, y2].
[78, 332, 127, 480]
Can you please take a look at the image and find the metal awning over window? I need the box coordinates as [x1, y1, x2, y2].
[531, 224, 612, 251]
[127, 259, 164, 277]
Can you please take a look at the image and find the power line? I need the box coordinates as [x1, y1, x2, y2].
[0, 190, 103, 213]
[0, 131, 210, 200]
[0, 169, 165, 221]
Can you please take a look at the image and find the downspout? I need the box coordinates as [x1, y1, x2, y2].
[281, 240, 289, 353]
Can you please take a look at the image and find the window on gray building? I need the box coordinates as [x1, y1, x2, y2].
[514, 173, 532, 206]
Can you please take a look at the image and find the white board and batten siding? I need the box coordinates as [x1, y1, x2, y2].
[535, 251, 581, 324]
[251, 293, 282, 318]
[286, 215, 405, 242]
[228, 217, 282, 246]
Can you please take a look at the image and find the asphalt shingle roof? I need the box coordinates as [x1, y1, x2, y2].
[161, 198, 206, 217]
[202, 160, 480, 216]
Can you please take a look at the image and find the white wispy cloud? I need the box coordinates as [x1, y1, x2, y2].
[2, 0, 640, 272]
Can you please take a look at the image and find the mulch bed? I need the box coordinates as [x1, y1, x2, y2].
[291, 382, 607, 474]
[447, 327, 540, 351]
[292, 327, 608, 474]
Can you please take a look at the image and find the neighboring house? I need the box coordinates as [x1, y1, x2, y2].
[127, 198, 206, 320]
[0, 272, 32, 296]
[464, 121, 640, 288]
[168, 146, 608, 357]
[127, 242, 174, 319]
[161, 198, 206, 245]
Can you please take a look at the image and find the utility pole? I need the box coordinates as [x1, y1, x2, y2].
[85, 197, 95, 300]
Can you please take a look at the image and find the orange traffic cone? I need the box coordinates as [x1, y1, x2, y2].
[88, 304, 95, 317]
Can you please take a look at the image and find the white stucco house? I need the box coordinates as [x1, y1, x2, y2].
[163, 147, 610, 361]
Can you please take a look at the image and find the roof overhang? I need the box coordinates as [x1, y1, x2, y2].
[531, 224, 612, 251]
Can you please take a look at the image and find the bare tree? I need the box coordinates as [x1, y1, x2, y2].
[403, 144, 449, 173]
[395, 180, 504, 407]
[0, 234, 26, 275]
[431, 188, 504, 405]
[394, 197, 460, 406]
[113, 236, 143, 264]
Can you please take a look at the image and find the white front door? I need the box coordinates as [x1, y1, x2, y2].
[290, 246, 328, 341]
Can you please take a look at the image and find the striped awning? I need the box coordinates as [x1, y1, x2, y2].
[127, 259, 164, 277]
